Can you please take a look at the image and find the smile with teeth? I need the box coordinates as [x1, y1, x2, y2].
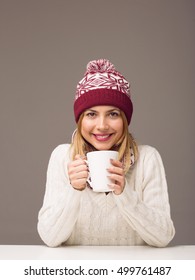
[93, 134, 113, 141]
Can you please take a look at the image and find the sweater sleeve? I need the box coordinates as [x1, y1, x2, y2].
[113, 146, 175, 247]
[37, 144, 83, 247]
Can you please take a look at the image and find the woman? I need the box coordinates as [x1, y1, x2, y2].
[37, 59, 175, 247]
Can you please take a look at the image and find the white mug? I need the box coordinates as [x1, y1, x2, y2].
[86, 150, 119, 192]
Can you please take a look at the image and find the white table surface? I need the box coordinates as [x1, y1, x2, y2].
[0, 245, 195, 260]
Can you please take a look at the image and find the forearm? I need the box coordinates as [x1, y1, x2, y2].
[37, 185, 82, 247]
[113, 185, 175, 247]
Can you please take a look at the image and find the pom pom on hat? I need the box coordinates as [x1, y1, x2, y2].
[74, 59, 133, 124]
[86, 59, 116, 73]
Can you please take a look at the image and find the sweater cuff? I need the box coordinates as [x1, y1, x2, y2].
[50, 182, 83, 211]
[113, 179, 138, 208]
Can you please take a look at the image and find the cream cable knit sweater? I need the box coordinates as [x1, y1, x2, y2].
[37, 144, 175, 247]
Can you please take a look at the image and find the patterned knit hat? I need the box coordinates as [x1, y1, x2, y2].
[74, 59, 133, 124]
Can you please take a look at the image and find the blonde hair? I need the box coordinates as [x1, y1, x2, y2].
[71, 111, 138, 174]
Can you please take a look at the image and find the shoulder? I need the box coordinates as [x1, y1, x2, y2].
[138, 144, 158, 155]
[137, 144, 163, 163]
[49, 144, 71, 161]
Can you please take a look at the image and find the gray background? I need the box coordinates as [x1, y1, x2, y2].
[0, 0, 194, 246]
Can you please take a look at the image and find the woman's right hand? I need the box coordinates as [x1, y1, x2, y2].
[68, 154, 88, 191]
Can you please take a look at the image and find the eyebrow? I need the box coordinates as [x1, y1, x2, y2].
[85, 108, 120, 113]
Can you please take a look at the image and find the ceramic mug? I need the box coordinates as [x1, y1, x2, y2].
[86, 150, 119, 192]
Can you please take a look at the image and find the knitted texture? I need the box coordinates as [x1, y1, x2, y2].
[74, 59, 133, 124]
[37, 144, 175, 247]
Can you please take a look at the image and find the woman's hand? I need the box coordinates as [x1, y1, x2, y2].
[107, 159, 125, 195]
[68, 155, 88, 191]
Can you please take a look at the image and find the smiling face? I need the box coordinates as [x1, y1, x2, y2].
[81, 106, 124, 150]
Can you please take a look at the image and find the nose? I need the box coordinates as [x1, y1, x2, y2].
[96, 116, 109, 130]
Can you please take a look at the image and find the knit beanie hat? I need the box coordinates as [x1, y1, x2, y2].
[74, 59, 133, 124]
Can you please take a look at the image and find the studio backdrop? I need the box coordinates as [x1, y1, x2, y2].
[0, 0, 194, 245]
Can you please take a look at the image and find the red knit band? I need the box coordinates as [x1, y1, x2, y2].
[74, 89, 133, 124]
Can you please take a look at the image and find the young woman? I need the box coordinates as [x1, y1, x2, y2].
[37, 59, 175, 247]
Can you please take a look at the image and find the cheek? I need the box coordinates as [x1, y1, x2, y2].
[81, 120, 93, 134]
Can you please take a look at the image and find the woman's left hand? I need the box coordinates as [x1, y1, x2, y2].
[107, 159, 125, 195]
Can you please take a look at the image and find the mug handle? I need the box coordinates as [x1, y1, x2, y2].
[84, 160, 92, 188]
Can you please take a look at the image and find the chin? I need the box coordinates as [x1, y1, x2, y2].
[93, 143, 113, 151]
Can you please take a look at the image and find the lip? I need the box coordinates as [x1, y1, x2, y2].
[93, 133, 113, 142]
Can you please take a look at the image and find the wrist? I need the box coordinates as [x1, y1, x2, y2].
[72, 185, 86, 191]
